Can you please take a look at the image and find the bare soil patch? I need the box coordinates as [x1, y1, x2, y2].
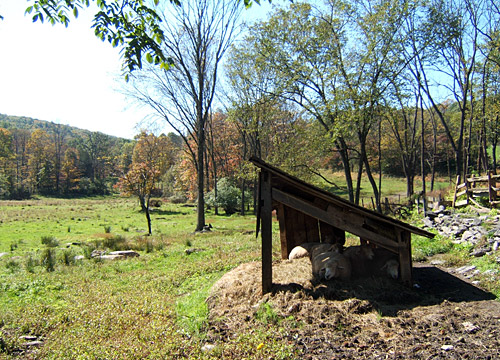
[207, 258, 500, 359]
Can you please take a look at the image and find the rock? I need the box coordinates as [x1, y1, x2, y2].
[441, 344, 454, 351]
[461, 230, 476, 242]
[201, 344, 216, 352]
[455, 265, 477, 275]
[462, 322, 479, 333]
[430, 259, 446, 266]
[423, 217, 434, 228]
[100, 254, 125, 260]
[74, 255, 85, 261]
[492, 241, 499, 252]
[20, 335, 38, 341]
[109, 250, 140, 258]
[91, 250, 105, 258]
[23, 341, 43, 348]
[470, 248, 489, 257]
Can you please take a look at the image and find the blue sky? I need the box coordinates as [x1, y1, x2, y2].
[0, 1, 153, 139]
[0, 1, 275, 139]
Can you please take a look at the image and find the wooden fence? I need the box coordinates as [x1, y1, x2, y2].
[453, 171, 500, 208]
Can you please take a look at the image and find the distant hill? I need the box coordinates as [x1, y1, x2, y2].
[0, 113, 124, 141]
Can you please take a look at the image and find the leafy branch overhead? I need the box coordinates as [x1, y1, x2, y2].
[25, 0, 179, 75]
[24, 0, 263, 77]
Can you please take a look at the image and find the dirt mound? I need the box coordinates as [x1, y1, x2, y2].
[207, 258, 500, 359]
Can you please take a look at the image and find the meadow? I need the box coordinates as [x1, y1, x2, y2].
[1, 196, 290, 359]
[0, 193, 498, 359]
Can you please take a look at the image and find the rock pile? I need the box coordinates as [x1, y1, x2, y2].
[422, 206, 500, 259]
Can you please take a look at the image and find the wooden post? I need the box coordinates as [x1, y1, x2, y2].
[260, 171, 273, 294]
[488, 171, 495, 206]
[398, 230, 412, 286]
[276, 204, 289, 260]
[453, 175, 461, 208]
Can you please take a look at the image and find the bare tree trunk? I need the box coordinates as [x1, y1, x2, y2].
[420, 95, 427, 215]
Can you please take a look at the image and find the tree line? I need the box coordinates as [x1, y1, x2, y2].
[220, 0, 500, 212]
[3, 0, 499, 226]
[124, 0, 499, 219]
[0, 115, 182, 199]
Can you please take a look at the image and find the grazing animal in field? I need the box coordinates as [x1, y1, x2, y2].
[343, 245, 375, 278]
[312, 250, 351, 281]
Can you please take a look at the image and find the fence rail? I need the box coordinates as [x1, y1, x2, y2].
[453, 171, 500, 209]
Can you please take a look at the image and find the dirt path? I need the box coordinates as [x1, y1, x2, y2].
[207, 258, 500, 359]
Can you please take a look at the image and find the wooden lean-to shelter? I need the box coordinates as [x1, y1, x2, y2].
[250, 157, 435, 294]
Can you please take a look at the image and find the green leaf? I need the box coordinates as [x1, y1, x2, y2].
[25, 6, 33, 15]
[146, 52, 153, 64]
[73, 7, 78, 18]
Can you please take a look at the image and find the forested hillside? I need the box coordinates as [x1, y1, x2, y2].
[0, 114, 183, 199]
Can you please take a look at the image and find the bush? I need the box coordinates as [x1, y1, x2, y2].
[206, 178, 241, 215]
[169, 193, 188, 204]
[25, 253, 39, 273]
[41, 248, 56, 272]
[150, 199, 162, 207]
[102, 234, 128, 251]
[61, 249, 76, 266]
[5, 259, 20, 273]
[41, 236, 59, 248]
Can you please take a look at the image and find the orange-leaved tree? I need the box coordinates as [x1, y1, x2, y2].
[117, 132, 174, 235]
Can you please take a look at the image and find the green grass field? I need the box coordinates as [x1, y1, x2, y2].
[0, 195, 497, 359]
[315, 170, 453, 206]
[0, 196, 293, 359]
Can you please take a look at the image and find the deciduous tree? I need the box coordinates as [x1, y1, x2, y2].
[117, 132, 174, 235]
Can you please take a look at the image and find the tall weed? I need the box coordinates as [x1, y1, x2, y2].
[41, 248, 56, 272]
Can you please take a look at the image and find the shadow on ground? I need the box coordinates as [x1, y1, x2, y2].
[270, 262, 496, 317]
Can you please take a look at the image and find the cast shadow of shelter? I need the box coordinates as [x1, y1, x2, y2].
[271, 264, 496, 317]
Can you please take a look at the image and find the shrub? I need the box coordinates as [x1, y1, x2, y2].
[41, 248, 56, 272]
[169, 193, 188, 204]
[104, 225, 112, 233]
[255, 302, 279, 325]
[41, 236, 59, 248]
[61, 249, 76, 266]
[150, 199, 162, 208]
[25, 253, 39, 273]
[206, 178, 241, 215]
[82, 243, 97, 259]
[102, 234, 128, 251]
[5, 259, 20, 273]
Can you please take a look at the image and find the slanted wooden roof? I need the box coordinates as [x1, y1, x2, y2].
[250, 156, 434, 293]
[250, 156, 433, 239]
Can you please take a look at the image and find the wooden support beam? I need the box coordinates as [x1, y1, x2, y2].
[261, 171, 273, 294]
[276, 203, 289, 260]
[398, 230, 412, 286]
